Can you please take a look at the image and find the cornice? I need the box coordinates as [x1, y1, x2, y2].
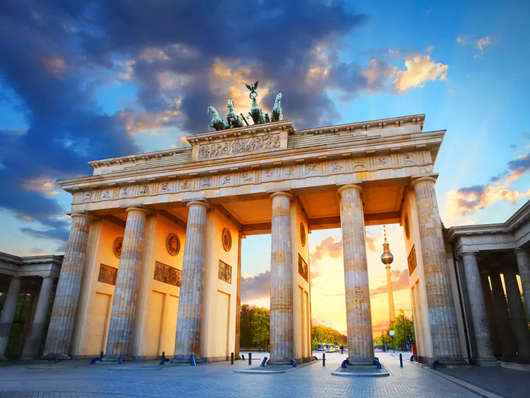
[295, 114, 425, 136]
[57, 130, 443, 192]
[447, 199, 529, 241]
[88, 147, 191, 169]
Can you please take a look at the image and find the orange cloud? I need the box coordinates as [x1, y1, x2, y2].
[209, 58, 269, 115]
[392, 55, 448, 92]
[443, 153, 530, 223]
[39, 56, 66, 78]
[21, 177, 58, 196]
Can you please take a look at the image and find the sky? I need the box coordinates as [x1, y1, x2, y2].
[0, 1, 529, 335]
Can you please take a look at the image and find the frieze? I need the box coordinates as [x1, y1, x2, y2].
[74, 150, 432, 205]
[195, 131, 284, 161]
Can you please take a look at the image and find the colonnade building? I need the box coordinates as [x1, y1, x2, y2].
[0, 114, 528, 366]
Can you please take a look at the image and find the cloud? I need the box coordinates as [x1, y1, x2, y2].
[241, 271, 270, 302]
[456, 34, 492, 55]
[476, 36, 491, 53]
[443, 153, 530, 220]
[392, 55, 448, 92]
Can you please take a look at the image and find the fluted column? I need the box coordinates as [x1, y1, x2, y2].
[338, 184, 374, 365]
[503, 267, 530, 361]
[0, 276, 22, 359]
[490, 271, 516, 360]
[515, 248, 530, 323]
[269, 192, 294, 365]
[44, 212, 90, 359]
[174, 201, 208, 359]
[480, 271, 500, 356]
[412, 177, 461, 362]
[105, 208, 147, 358]
[22, 276, 55, 359]
[461, 253, 496, 363]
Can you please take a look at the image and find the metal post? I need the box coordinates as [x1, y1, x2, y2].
[248, 352, 252, 365]
[230, 352, 234, 365]
[323, 352, 326, 367]
[399, 353, 403, 367]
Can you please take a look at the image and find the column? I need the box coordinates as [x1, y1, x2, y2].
[503, 267, 530, 361]
[412, 177, 461, 362]
[21, 276, 55, 359]
[490, 271, 516, 360]
[461, 253, 496, 363]
[44, 212, 90, 359]
[174, 201, 208, 359]
[105, 208, 148, 359]
[338, 184, 374, 365]
[0, 276, 22, 359]
[515, 248, 530, 323]
[234, 233, 243, 359]
[269, 192, 294, 365]
[480, 272, 500, 357]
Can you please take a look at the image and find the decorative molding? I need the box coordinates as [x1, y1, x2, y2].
[72, 149, 434, 207]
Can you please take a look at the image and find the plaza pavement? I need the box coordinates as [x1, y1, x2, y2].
[0, 351, 525, 397]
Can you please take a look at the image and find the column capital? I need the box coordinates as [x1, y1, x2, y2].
[410, 176, 438, 187]
[70, 212, 92, 220]
[337, 184, 362, 196]
[125, 207, 149, 214]
[270, 191, 292, 200]
[186, 200, 210, 209]
[460, 250, 478, 257]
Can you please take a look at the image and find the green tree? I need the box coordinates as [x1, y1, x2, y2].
[311, 325, 346, 350]
[378, 311, 414, 350]
[250, 307, 270, 347]
[239, 305, 270, 349]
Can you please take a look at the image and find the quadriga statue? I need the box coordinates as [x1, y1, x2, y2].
[208, 105, 228, 131]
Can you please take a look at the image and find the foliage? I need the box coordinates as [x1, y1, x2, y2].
[311, 325, 346, 350]
[374, 311, 414, 350]
[240, 305, 270, 349]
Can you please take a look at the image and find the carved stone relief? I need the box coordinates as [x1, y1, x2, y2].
[197, 132, 282, 160]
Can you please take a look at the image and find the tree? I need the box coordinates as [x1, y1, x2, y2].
[239, 305, 270, 349]
[311, 325, 346, 350]
[377, 311, 414, 350]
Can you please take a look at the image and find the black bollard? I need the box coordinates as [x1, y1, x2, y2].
[323, 352, 326, 367]
[248, 352, 252, 366]
[231, 352, 234, 365]
[399, 353, 403, 368]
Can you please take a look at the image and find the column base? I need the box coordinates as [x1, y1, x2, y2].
[42, 353, 70, 360]
[346, 358, 376, 366]
[473, 358, 499, 367]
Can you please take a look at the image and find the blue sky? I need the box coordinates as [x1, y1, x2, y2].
[0, 0, 528, 263]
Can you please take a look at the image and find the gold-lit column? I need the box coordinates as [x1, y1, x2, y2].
[174, 201, 209, 360]
[105, 208, 148, 358]
[43, 212, 91, 359]
[515, 248, 530, 323]
[338, 184, 374, 365]
[269, 192, 294, 365]
[412, 177, 462, 362]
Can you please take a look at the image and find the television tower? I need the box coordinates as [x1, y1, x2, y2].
[381, 225, 396, 323]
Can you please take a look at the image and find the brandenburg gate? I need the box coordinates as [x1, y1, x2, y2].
[42, 105, 465, 365]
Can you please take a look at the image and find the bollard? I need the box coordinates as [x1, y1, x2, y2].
[322, 352, 326, 367]
[399, 353, 403, 368]
[248, 352, 252, 365]
[260, 357, 268, 367]
[241, 354, 245, 360]
[231, 352, 234, 365]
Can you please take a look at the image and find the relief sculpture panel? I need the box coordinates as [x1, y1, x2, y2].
[197, 132, 282, 160]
